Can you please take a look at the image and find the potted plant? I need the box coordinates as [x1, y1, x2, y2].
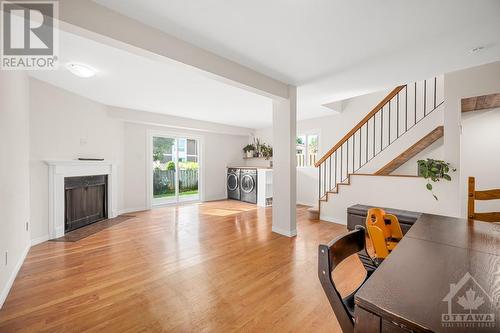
[254, 138, 261, 157]
[260, 144, 273, 160]
[243, 144, 256, 158]
[417, 158, 456, 200]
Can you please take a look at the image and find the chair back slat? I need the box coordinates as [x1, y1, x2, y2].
[468, 177, 500, 222]
[475, 189, 500, 200]
[327, 229, 365, 269]
[473, 212, 500, 223]
[318, 227, 376, 333]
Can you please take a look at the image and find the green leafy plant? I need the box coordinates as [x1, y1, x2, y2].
[254, 138, 261, 157]
[417, 158, 456, 200]
[243, 144, 256, 153]
[166, 161, 176, 171]
[179, 161, 199, 170]
[153, 137, 174, 162]
[260, 144, 273, 160]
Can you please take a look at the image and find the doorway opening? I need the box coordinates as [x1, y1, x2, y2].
[149, 133, 201, 206]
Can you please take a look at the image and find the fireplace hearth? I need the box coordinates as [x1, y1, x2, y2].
[64, 175, 108, 232]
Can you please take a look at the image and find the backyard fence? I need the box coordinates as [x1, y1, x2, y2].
[153, 169, 199, 195]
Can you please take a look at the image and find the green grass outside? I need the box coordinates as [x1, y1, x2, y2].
[154, 190, 199, 199]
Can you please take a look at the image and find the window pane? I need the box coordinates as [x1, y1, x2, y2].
[153, 137, 174, 164]
[296, 135, 306, 167]
[153, 136, 175, 200]
[178, 138, 186, 152]
[307, 135, 319, 166]
[187, 139, 197, 155]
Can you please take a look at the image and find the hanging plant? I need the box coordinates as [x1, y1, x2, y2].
[417, 158, 456, 200]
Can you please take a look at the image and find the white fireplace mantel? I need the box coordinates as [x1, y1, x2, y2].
[46, 160, 118, 239]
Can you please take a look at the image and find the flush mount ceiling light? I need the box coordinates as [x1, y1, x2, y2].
[66, 63, 98, 78]
[469, 46, 485, 54]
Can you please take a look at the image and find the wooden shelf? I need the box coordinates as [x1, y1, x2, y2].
[243, 156, 272, 160]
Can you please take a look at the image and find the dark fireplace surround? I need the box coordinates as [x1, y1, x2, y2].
[64, 175, 108, 232]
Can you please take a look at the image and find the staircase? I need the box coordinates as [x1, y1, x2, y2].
[315, 77, 444, 212]
[375, 125, 444, 175]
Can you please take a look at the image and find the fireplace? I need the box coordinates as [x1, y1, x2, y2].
[64, 175, 108, 232]
[46, 160, 117, 239]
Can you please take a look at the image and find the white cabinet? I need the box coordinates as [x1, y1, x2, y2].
[257, 169, 272, 207]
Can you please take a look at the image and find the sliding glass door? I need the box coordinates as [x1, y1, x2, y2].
[152, 135, 200, 205]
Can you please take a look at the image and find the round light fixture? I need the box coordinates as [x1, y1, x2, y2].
[66, 63, 98, 78]
[469, 46, 485, 54]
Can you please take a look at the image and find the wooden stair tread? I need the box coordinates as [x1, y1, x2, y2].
[307, 206, 320, 220]
[375, 126, 444, 176]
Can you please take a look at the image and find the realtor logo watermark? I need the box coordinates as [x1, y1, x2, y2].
[1, 1, 58, 70]
[442, 272, 496, 329]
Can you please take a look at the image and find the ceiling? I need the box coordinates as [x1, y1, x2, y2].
[32, 1, 500, 129]
[29, 31, 273, 129]
[94, 0, 500, 118]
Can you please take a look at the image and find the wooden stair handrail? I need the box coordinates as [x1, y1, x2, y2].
[314, 85, 406, 167]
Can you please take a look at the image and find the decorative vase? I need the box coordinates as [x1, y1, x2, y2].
[246, 151, 254, 158]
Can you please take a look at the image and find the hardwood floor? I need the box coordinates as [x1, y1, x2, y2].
[0, 201, 365, 332]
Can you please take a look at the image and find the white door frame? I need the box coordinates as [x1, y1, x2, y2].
[146, 129, 204, 209]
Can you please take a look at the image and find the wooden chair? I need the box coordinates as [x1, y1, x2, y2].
[468, 177, 500, 222]
[365, 208, 403, 259]
[318, 226, 378, 333]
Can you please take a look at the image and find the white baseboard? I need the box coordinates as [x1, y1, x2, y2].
[319, 214, 347, 225]
[202, 197, 228, 202]
[271, 226, 297, 237]
[31, 234, 49, 246]
[117, 207, 147, 215]
[0, 242, 30, 309]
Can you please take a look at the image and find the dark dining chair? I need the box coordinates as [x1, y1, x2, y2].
[318, 226, 377, 333]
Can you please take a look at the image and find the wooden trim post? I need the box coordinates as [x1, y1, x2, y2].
[468, 177, 475, 220]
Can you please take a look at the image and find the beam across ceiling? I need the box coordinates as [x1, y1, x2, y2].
[57, 0, 289, 100]
[461, 93, 500, 112]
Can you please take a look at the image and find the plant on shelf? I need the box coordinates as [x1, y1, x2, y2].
[260, 144, 273, 160]
[254, 138, 261, 157]
[417, 158, 456, 201]
[243, 144, 256, 158]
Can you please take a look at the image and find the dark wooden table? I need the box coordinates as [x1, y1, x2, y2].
[354, 214, 500, 333]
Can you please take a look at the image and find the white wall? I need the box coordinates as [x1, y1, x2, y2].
[444, 61, 500, 218]
[0, 71, 31, 308]
[320, 174, 458, 224]
[29, 78, 126, 243]
[461, 108, 500, 216]
[391, 137, 444, 175]
[29, 79, 248, 241]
